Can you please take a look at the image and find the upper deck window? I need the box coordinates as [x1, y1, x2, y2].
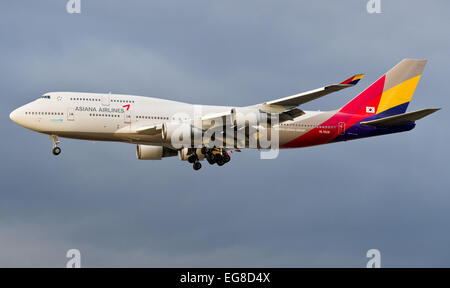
[40, 95, 51, 99]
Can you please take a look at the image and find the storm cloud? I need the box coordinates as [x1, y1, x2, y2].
[0, 0, 449, 267]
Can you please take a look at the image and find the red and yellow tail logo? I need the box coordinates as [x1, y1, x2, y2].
[340, 59, 426, 117]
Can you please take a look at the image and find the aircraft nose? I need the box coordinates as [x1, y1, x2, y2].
[9, 108, 19, 123]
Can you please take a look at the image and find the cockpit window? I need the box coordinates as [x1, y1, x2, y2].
[40, 95, 51, 99]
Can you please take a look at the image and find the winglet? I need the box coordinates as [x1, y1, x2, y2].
[340, 73, 365, 86]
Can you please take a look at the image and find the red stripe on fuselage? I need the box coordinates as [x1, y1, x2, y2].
[281, 76, 385, 148]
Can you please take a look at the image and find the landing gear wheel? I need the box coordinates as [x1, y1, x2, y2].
[206, 153, 215, 162]
[193, 162, 202, 171]
[52, 146, 61, 156]
[50, 135, 61, 156]
[223, 154, 230, 163]
[216, 159, 225, 166]
[188, 155, 197, 163]
[215, 154, 223, 162]
[201, 147, 208, 155]
[207, 158, 215, 165]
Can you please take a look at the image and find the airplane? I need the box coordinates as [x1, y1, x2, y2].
[10, 59, 439, 170]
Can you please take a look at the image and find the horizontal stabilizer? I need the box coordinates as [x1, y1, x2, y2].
[360, 108, 440, 127]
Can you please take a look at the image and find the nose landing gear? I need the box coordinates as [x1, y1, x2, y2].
[50, 135, 61, 156]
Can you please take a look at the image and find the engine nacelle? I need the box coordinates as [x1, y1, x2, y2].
[136, 145, 177, 160]
[162, 122, 203, 147]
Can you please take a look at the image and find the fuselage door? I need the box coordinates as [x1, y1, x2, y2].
[67, 108, 75, 121]
[338, 122, 345, 135]
[101, 94, 110, 106]
[124, 110, 132, 124]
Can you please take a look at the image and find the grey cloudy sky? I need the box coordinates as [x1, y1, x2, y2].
[1, 0, 449, 267]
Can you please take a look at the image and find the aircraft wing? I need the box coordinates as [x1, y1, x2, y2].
[201, 108, 236, 130]
[254, 74, 365, 114]
[135, 124, 163, 135]
[201, 73, 364, 128]
[360, 108, 440, 127]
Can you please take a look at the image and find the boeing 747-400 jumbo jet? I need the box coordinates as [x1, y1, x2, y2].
[10, 59, 439, 170]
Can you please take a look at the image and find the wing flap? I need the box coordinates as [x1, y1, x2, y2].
[278, 108, 306, 122]
[135, 124, 163, 135]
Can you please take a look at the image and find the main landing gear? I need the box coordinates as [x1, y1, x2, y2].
[187, 154, 202, 171]
[189, 147, 231, 170]
[193, 161, 202, 171]
[206, 149, 231, 167]
[50, 135, 61, 156]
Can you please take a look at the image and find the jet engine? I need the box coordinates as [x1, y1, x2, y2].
[136, 145, 177, 160]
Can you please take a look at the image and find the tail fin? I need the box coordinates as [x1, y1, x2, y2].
[339, 59, 427, 117]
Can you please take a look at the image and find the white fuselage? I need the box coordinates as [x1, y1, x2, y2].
[10, 92, 330, 149]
